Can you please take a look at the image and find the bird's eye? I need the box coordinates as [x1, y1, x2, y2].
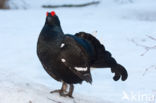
[46, 12, 49, 16]
[51, 11, 55, 16]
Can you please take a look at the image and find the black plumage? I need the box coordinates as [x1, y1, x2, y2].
[37, 11, 128, 97]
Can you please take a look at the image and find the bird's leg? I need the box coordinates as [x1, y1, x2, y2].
[50, 82, 67, 94]
[50, 82, 74, 98]
[67, 84, 74, 98]
[59, 84, 74, 98]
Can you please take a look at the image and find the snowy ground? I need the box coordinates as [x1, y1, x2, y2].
[0, 0, 156, 103]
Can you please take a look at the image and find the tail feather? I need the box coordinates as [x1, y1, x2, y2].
[75, 32, 117, 68]
[75, 32, 128, 81]
[111, 64, 128, 81]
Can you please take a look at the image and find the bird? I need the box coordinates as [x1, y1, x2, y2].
[37, 11, 128, 98]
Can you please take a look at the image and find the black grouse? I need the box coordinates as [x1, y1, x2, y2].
[37, 11, 128, 98]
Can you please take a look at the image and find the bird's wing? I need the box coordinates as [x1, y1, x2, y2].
[59, 35, 92, 83]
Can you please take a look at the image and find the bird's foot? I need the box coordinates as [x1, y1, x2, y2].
[59, 92, 73, 98]
[50, 89, 62, 94]
[50, 82, 74, 98]
[50, 89, 73, 98]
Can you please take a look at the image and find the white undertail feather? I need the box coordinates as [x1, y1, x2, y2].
[61, 58, 66, 63]
[60, 43, 65, 48]
[74, 67, 88, 71]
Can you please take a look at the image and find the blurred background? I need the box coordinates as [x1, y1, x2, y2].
[0, 0, 156, 103]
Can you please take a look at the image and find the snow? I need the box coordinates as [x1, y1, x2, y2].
[8, 0, 99, 9]
[0, 0, 156, 103]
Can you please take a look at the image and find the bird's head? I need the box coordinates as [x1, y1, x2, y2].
[45, 11, 60, 26]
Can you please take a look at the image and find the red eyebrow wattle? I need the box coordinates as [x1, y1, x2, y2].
[46, 12, 49, 16]
[51, 11, 55, 16]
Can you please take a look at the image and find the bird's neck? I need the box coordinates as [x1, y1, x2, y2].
[38, 25, 64, 48]
[42, 24, 64, 37]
